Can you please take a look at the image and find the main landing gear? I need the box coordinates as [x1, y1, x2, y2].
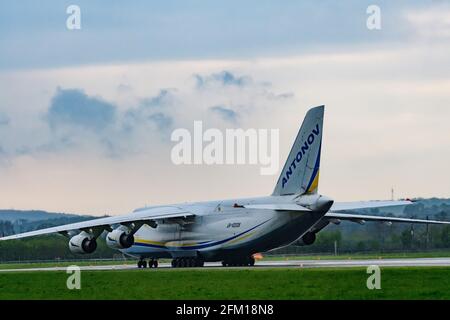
[137, 258, 158, 268]
[222, 256, 255, 267]
[171, 257, 205, 268]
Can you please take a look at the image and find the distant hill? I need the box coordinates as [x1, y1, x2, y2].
[0, 210, 104, 235]
[0, 210, 86, 222]
[411, 198, 450, 208]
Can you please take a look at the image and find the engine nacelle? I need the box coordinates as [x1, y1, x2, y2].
[69, 232, 97, 254]
[106, 229, 134, 249]
[293, 232, 316, 246]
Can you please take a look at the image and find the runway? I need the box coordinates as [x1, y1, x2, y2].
[1, 257, 450, 272]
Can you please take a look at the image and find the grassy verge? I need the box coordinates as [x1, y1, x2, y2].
[263, 250, 450, 261]
[0, 267, 449, 299]
[0, 260, 135, 270]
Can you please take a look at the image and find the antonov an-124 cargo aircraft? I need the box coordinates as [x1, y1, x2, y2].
[1, 106, 449, 268]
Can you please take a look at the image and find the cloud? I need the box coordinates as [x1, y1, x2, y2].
[2, 45, 450, 214]
[194, 70, 293, 103]
[140, 89, 176, 108]
[0, 112, 10, 126]
[195, 71, 250, 88]
[265, 91, 294, 100]
[46, 88, 116, 132]
[404, 5, 450, 39]
[148, 112, 173, 131]
[42, 88, 136, 158]
[123, 89, 175, 134]
[0, 70, 292, 164]
[0, 145, 9, 165]
[0, 1, 416, 71]
[117, 83, 132, 93]
[209, 105, 239, 123]
[40, 88, 177, 157]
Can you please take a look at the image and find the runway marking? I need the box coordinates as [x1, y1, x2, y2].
[1, 257, 450, 272]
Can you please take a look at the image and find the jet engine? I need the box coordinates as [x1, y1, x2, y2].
[106, 228, 135, 249]
[69, 232, 97, 254]
[293, 232, 316, 246]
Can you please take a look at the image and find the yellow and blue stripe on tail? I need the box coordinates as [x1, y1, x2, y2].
[272, 105, 324, 196]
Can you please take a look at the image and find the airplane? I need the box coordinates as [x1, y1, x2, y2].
[1, 105, 449, 268]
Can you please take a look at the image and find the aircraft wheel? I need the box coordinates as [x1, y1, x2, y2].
[152, 260, 158, 268]
[148, 259, 156, 268]
[196, 258, 204, 267]
[142, 260, 147, 268]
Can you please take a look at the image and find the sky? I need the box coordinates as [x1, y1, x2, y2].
[1, 1, 450, 215]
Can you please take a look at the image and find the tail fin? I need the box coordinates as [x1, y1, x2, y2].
[272, 105, 324, 196]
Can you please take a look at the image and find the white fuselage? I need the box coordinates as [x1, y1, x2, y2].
[122, 194, 328, 261]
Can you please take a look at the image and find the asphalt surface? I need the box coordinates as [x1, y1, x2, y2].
[1, 257, 450, 272]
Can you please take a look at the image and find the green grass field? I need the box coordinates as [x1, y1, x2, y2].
[0, 267, 449, 299]
[263, 250, 450, 261]
[0, 260, 135, 270]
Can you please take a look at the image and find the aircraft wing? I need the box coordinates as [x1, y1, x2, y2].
[323, 200, 450, 225]
[329, 200, 413, 212]
[244, 200, 412, 214]
[245, 200, 450, 225]
[0, 206, 194, 241]
[324, 212, 450, 225]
